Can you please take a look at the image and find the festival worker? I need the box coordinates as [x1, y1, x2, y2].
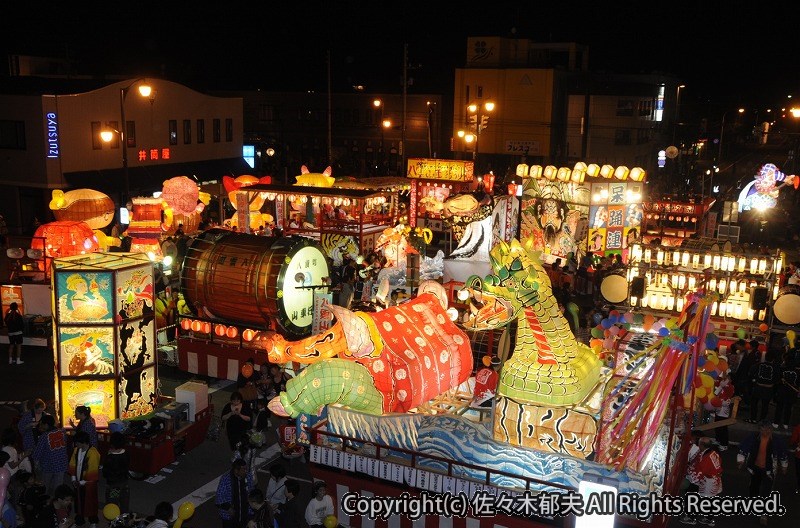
[32, 415, 68, 498]
[738, 421, 788, 525]
[68, 431, 100, 528]
[215, 459, 254, 528]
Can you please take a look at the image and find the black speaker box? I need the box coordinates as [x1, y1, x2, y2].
[630, 276, 646, 298]
[750, 286, 769, 311]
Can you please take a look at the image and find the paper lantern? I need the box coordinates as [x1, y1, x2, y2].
[202, 322, 211, 334]
[49, 189, 115, 229]
[215, 324, 227, 337]
[191, 320, 202, 332]
[180, 319, 192, 331]
[242, 329, 256, 342]
[161, 176, 201, 216]
[226, 326, 239, 339]
[31, 221, 100, 265]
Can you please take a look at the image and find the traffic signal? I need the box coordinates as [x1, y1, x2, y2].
[481, 116, 489, 127]
[468, 115, 477, 126]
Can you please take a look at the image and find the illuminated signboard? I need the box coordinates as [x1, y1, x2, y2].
[406, 158, 474, 181]
[243, 145, 256, 169]
[45, 112, 60, 158]
[137, 148, 171, 161]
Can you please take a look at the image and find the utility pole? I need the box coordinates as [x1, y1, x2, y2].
[327, 50, 332, 166]
[402, 43, 407, 176]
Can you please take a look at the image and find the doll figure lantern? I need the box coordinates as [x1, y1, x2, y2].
[222, 175, 273, 229]
[127, 197, 164, 259]
[49, 189, 115, 230]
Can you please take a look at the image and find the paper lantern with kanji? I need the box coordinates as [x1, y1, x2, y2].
[31, 221, 100, 266]
[161, 176, 207, 235]
[49, 189, 115, 230]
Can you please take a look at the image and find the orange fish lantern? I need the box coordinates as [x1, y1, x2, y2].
[49, 189, 115, 230]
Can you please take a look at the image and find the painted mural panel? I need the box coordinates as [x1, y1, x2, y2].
[520, 179, 590, 263]
[56, 271, 113, 323]
[115, 266, 154, 322]
[119, 365, 157, 419]
[59, 378, 116, 428]
[58, 326, 115, 377]
[117, 318, 156, 375]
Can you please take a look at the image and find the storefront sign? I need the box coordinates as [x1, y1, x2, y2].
[407, 158, 474, 182]
[45, 112, 60, 158]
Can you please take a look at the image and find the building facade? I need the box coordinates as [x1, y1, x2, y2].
[0, 78, 248, 234]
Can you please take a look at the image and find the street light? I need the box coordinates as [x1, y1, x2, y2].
[373, 98, 385, 161]
[100, 79, 153, 205]
[465, 101, 495, 162]
[717, 107, 745, 164]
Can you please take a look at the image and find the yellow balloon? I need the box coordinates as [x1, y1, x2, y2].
[103, 503, 121, 521]
[178, 501, 195, 520]
[788, 330, 796, 349]
[324, 514, 339, 528]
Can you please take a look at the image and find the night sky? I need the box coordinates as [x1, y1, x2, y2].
[2, 1, 799, 110]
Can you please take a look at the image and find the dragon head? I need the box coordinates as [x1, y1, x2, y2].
[462, 239, 551, 331]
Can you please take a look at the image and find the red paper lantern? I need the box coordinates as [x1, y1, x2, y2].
[214, 324, 227, 337]
[242, 329, 256, 342]
[201, 322, 211, 334]
[180, 319, 192, 331]
[226, 326, 239, 339]
[191, 320, 202, 332]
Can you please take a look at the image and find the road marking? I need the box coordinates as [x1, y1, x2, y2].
[171, 443, 280, 511]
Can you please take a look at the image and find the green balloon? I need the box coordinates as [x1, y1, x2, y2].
[736, 327, 746, 339]
[591, 327, 604, 339]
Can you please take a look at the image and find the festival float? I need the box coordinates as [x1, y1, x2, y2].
[263, 237, 712, 527]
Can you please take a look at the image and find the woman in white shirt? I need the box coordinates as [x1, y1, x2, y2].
[305, 481, 334, 528]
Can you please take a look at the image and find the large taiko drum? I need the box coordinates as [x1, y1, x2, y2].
[600, 271, 629, 304]
[773, 285, 800, 325]
[180, 229, 329, 336]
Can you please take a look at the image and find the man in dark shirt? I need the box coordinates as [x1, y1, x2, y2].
[221, 392, 252, 451]
[32, 484, 74, 528]
[274, 480, 303, 528]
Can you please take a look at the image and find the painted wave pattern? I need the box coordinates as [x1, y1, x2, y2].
[326, 406, 658, 494]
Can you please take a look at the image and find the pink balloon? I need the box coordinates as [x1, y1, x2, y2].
[0, 467, 9, 506]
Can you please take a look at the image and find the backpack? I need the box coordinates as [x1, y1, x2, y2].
[756, 362, 774, 384]
[4, 310, 23, 333]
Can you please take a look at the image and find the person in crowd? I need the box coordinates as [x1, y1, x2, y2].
[735, 341, 759, 401]
[304, 481, 334, 528]
[32, 414, 68, 498]
[30, 483, 73, 528]
[256, 363, 277, 402]
[727, 338, 747, 377]
[221, 392, 252, 451]
[739, 420, 788, 495]
[70, 406, 98, 448]
[337, 266, 355, 309]
[15, 470, 46, 527]
[2, 426, 30, 477]
[265, 464, 287, 513]
[774, 355, 799, 430]
[4, 302, 24, 365]
[268, 365, 292, 394]
[102, 432, 130, 513]
[237, 358, 262, 409]
[215, 458, 254, 528]
[275, 480, 303, 528]
[68, 431, 100, 528]
[713, 372, 734, 451]
[250, 399, 271, 435]
[247, 488, 273, 528]
[1, 486, 16, 528]
[749, 351, 781, 423]
[144, 501, 173, 528]
[17, 398, 47, 452]
[679, 436, 723, 526]
[789, 420, 800, 495]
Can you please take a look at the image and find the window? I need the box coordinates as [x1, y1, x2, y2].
[0, 120, 26, 150]
[614, 129, 632, 145]
[126, 121, 136, 148]
[183, 119, 191, 144]
[91, 121, 103, 150]
[213, 118, 221, 142]
[225, 118, 233, 142]
[638, 100, 653, 118]
[616, 100, 635, 117]
[258, 104, 275, 122]
[169, 120, 178, 145]
[197, 119, 205, 144]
